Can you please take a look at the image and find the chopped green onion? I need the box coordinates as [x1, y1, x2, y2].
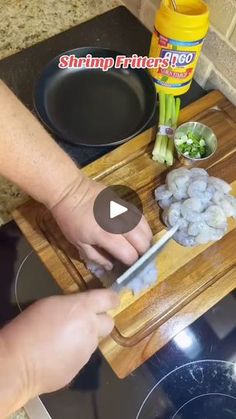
[175, 130, 207, 159]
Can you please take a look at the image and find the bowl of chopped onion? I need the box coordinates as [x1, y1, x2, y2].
[174, 122, 218, 165]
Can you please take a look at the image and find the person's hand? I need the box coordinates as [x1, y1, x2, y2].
[1, 289, 119, 398]
[51, 175, 153, 270]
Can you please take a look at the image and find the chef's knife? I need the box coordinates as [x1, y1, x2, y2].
[115, 224, 178, 286]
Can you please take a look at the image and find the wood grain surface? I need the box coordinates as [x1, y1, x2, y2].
[13, 90, 236, 378]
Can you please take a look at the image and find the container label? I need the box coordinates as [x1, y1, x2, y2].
[160, 49, 196, 67]
[149, 30, 205, 90]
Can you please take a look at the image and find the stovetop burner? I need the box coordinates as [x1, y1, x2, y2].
[1, 222, 236, 419]
[136, 360, 236, 419]
[14, 250, 62, 313]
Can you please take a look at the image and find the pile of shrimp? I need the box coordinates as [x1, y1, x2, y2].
[155, 167, 236, 247]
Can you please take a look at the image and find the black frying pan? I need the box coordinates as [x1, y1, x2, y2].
[34, 47, 157, 147]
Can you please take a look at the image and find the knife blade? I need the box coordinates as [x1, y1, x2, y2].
[115, 224, 178, 286]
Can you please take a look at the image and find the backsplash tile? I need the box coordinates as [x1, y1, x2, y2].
[206, 67, 236, 106]
[203, 28, 236, 89]
[122, 0, 142, 16]
[206, 0, 236, 36]
[139, 0, 158, 31]
[194, 53, 213, 87]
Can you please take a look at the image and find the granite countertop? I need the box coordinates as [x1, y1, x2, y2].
[0, 0, 120, 227]
[1, 2, 120, 417]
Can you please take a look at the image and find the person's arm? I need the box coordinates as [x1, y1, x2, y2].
[0, 80, 81, 208]
[0, 81, 152, 268]
[0, 290, 118, 418]
[0, 335, 28, 417]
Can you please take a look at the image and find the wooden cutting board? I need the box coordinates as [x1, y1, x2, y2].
[13, 90, 236, 378]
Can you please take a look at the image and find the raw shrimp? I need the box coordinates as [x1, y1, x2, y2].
[188, 221, 207, 237]
[174, 230, 196, 247]
[187, 177, 207, 198]
[225, 195, 236, 218]
[206, 184, 216, 197]
[159, 196, 175, 210]
[178, 218, 189, 233]
[187, 177, 213, 209]
[198, 192, 213, 210]
[190, 168, 208, 178]
[167, 168, 190, 187]
[162, 206, 188, 231]
[208, 177, 232, 194]
[181, 198, 204, 223]
[204, 205, 227, 229]
[167, 168, 190, 199]
[173, 187, 189, 201]
[213, 191, 236, 217]
[155, 185, 173, 201]
[168, 202, 182, 226]
[195, 224, 226, 244]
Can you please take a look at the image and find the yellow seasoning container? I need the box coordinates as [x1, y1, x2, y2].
[149, 0, 209, 95]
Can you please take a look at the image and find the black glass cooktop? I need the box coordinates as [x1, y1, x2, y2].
[1, 222, 236, 419]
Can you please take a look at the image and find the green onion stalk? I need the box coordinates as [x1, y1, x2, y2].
[152, 93, 181, 166]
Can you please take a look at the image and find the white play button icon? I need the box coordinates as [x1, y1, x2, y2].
[110, 200, 128, 219]
[93, 185, 143, 234]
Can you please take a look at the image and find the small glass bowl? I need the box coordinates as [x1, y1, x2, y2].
[174, 121, 218, 166]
